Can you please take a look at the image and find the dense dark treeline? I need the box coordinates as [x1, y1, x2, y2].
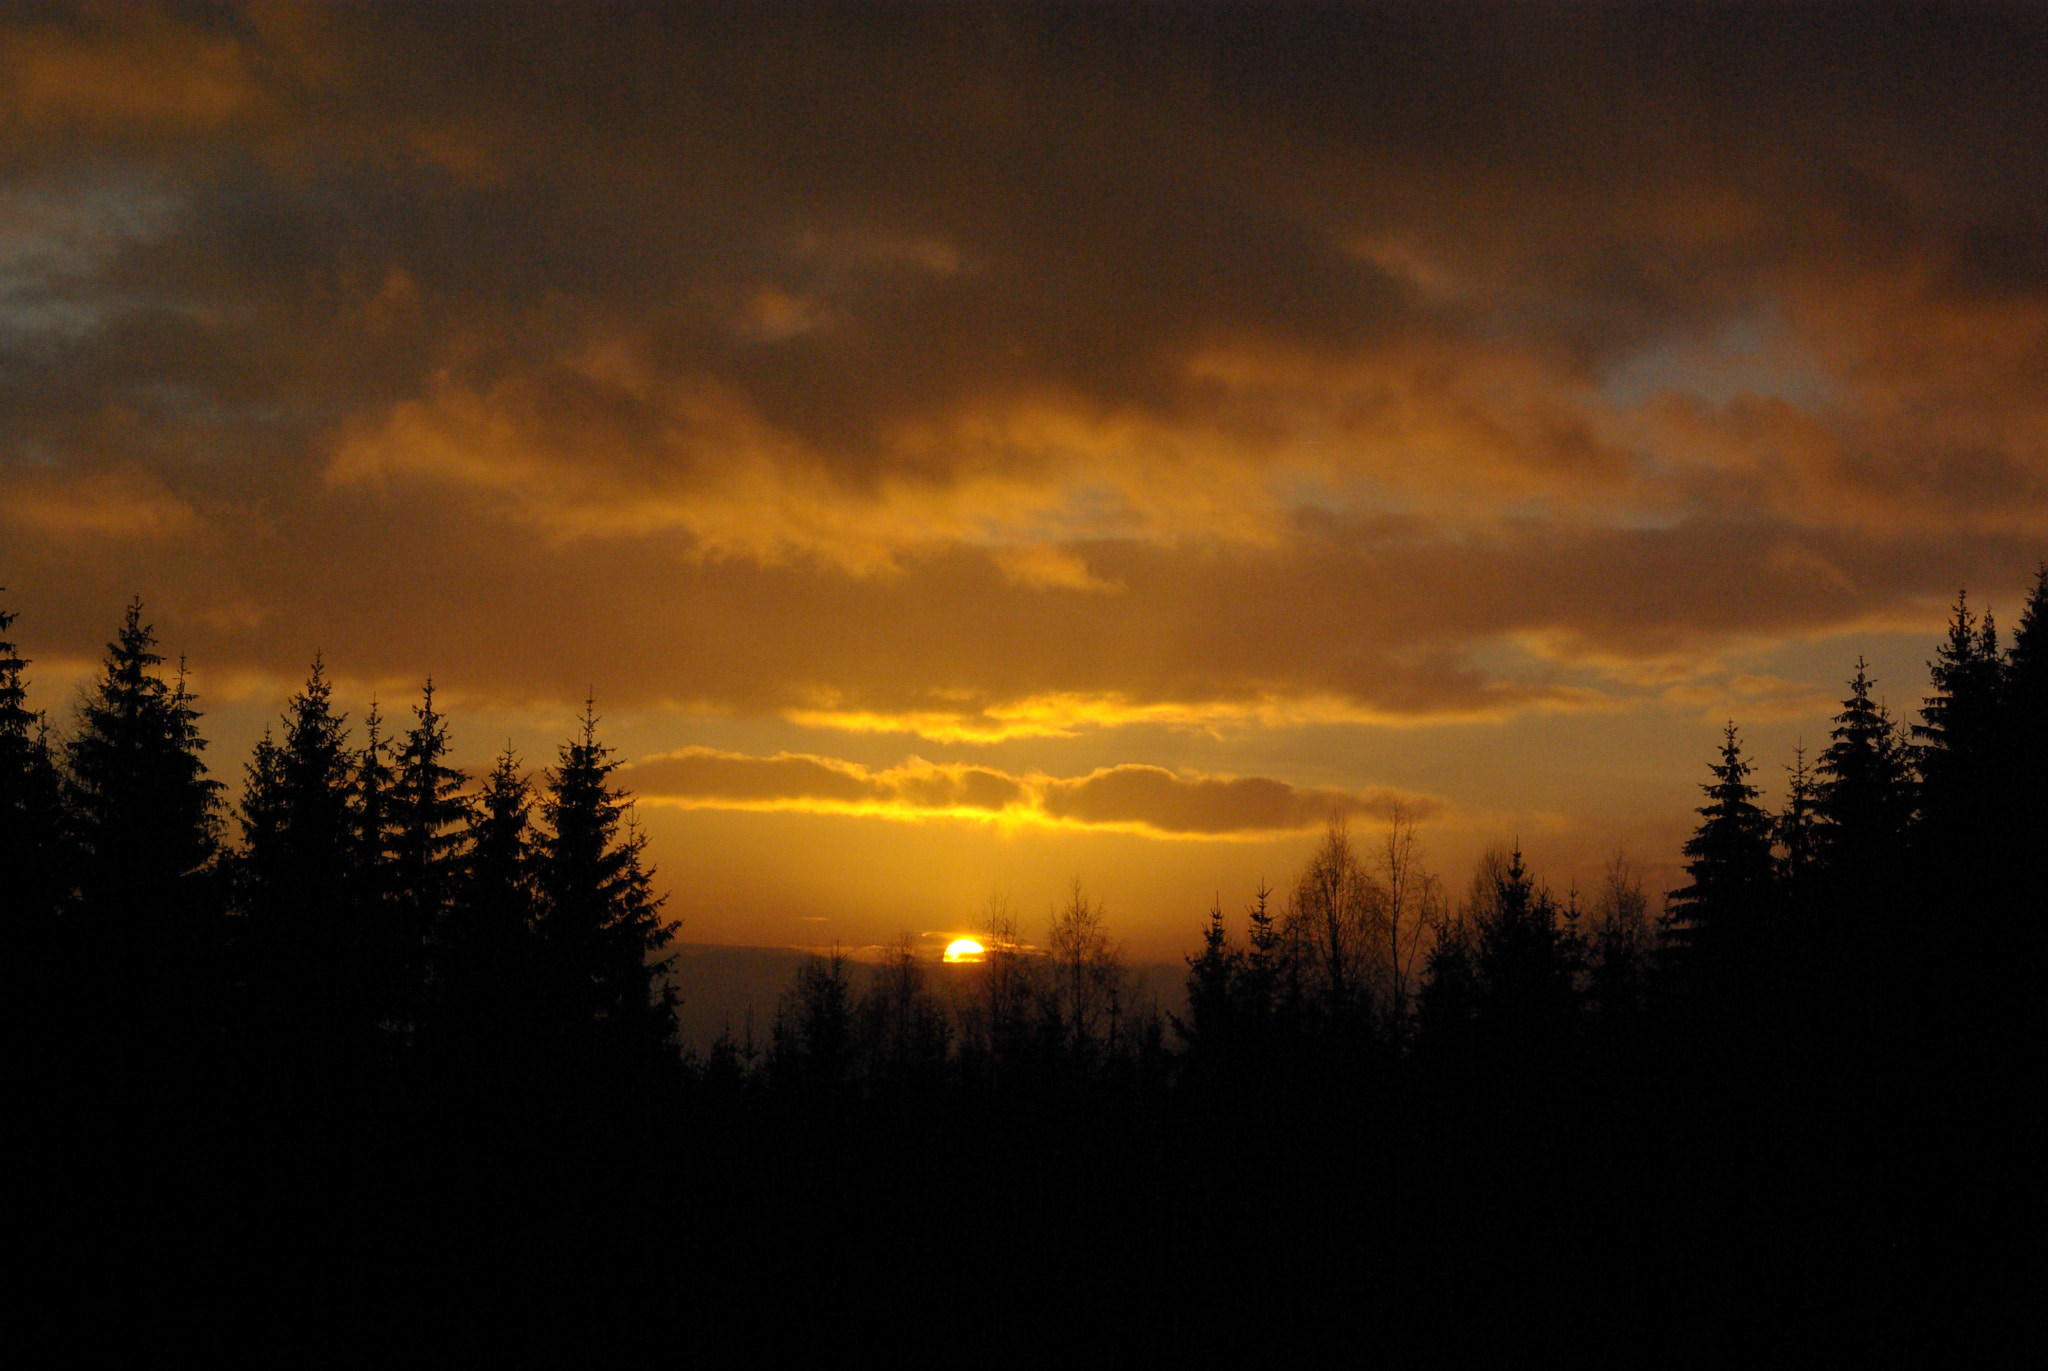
[10, 572, 2043, 1356]
[8, 602, 678, 1105]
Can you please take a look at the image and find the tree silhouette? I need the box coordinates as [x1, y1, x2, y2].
[1470, 844, 1576, 1071]
[1664, 723, 1776, 1003]
[1415, 900, 1478, 1068]
[1806, 658, 1918, 1072]
[1048, 878, 1125, 1061]
[64, 601, 223, 1062]
[958, 895, 1051, 1082]
[233, 658, 368, 1069]
[535, 701, 678, 1076]
[1239, 881, 1281, 1050]
[1776, 743, 1821, 903]
[1997, 567, 2047, 922]
[1176, 896, 1241, 1068]
[348, 698, 399, 1035]
[392, 680, 469, 1044]
[1586, 848, 1653, 1053]
[1282, 817, 1386, 1039]
[0, 594, 67, 923]
[1914, 590, 2004, 853]
[771, 945, 855, 1098]
[1814, 660, 1915, 879]
[1373, 805, 1440, 1038]
[857, 934, 950, 1096]
[435, 746, 541, 1077]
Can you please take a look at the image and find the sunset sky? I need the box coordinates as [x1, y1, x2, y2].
[5, 3, 2045, 962]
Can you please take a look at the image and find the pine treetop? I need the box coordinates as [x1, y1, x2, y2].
[64, 600, 221, 883]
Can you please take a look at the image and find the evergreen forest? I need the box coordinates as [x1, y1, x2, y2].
[9, 571, 2043, 1359]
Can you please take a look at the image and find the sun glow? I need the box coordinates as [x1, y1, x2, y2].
[943, 938, 986, 964]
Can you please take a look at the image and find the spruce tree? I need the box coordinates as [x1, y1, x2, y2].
[0, 595, 67, 921]
[1978, 566, 2047, 1035]
[64, 601, 223, 1055]
[436, 746, 541, 1073]
[1471, 845, 1576, 1070]
[1776, 744, 1820, 900]
[236, 659, 354, 917]
[770, 947, 855, 1098]
[1811, 659, 1915, 1047]
[67, 603, 221, 901]
[1914, 590, 2003, 832]
[1664, 723, 1777, 998]
[392, 681, 469, 1043]
[1177, 897, 1241, 1064]
[1814, 660, 1915, 883]
[535, 702, 678, 1074]
[2004, 565, 2047, 843]
[350, 700, 397, 931]
[1415, 911, 1478, 1068]
[234, 660, 365, 1067]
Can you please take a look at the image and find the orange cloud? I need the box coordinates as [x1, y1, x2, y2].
[624, 749, 1024, 817]
[624, 748, 1440, 839]
[1039, 764, 1441, 836]
[0, 470, 195, 539]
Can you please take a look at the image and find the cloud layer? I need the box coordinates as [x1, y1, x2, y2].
[624, 748, 1438, 839]
[3, 3, 2045, 743]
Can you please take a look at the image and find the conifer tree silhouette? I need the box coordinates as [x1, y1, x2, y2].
[535, 700, 678, 1076]
[857, 934, 951, 1096]
[771, 946, 856, 1097]
[1664, 723, 1776, 1003]
[1471, 845, 1576, 1073]
[392, 681, 469, 1044]
[1415, 907, 1479, 1067]
[437, 745, 541, 1076]
[65, 601, 223, 1059]
[234, 658, 366, 1068]
[349, 697, 400, 1035]
[1177, 896, 1241, 1067]
[2002, 566, 2047, 865]
[1811, 659, 1915, 1050]
[1777, 744, 1821, 902]
[1914, 591, 2004, 837]
[0, 594, 67, 922]
[1815, 660, 1916, 877]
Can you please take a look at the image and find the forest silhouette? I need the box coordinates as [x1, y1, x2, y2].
[8, 569, 2042, 1356]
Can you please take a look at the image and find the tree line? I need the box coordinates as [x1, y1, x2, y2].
[755, 566, 2043, 1120]
[9, 569, 2041, 1355]
[5, 597, 678, 1114]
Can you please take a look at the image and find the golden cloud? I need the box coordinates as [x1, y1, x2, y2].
[1038, 764, 1441, 835]
[623, 748, 1024, 817]
[622, 748, 1440, 839]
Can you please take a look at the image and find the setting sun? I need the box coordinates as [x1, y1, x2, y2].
[943, 938, 986, 964]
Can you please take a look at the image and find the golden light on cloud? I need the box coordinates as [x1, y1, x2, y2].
[620, 748, 1442, 839]
[781, 688, 1581, 744]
